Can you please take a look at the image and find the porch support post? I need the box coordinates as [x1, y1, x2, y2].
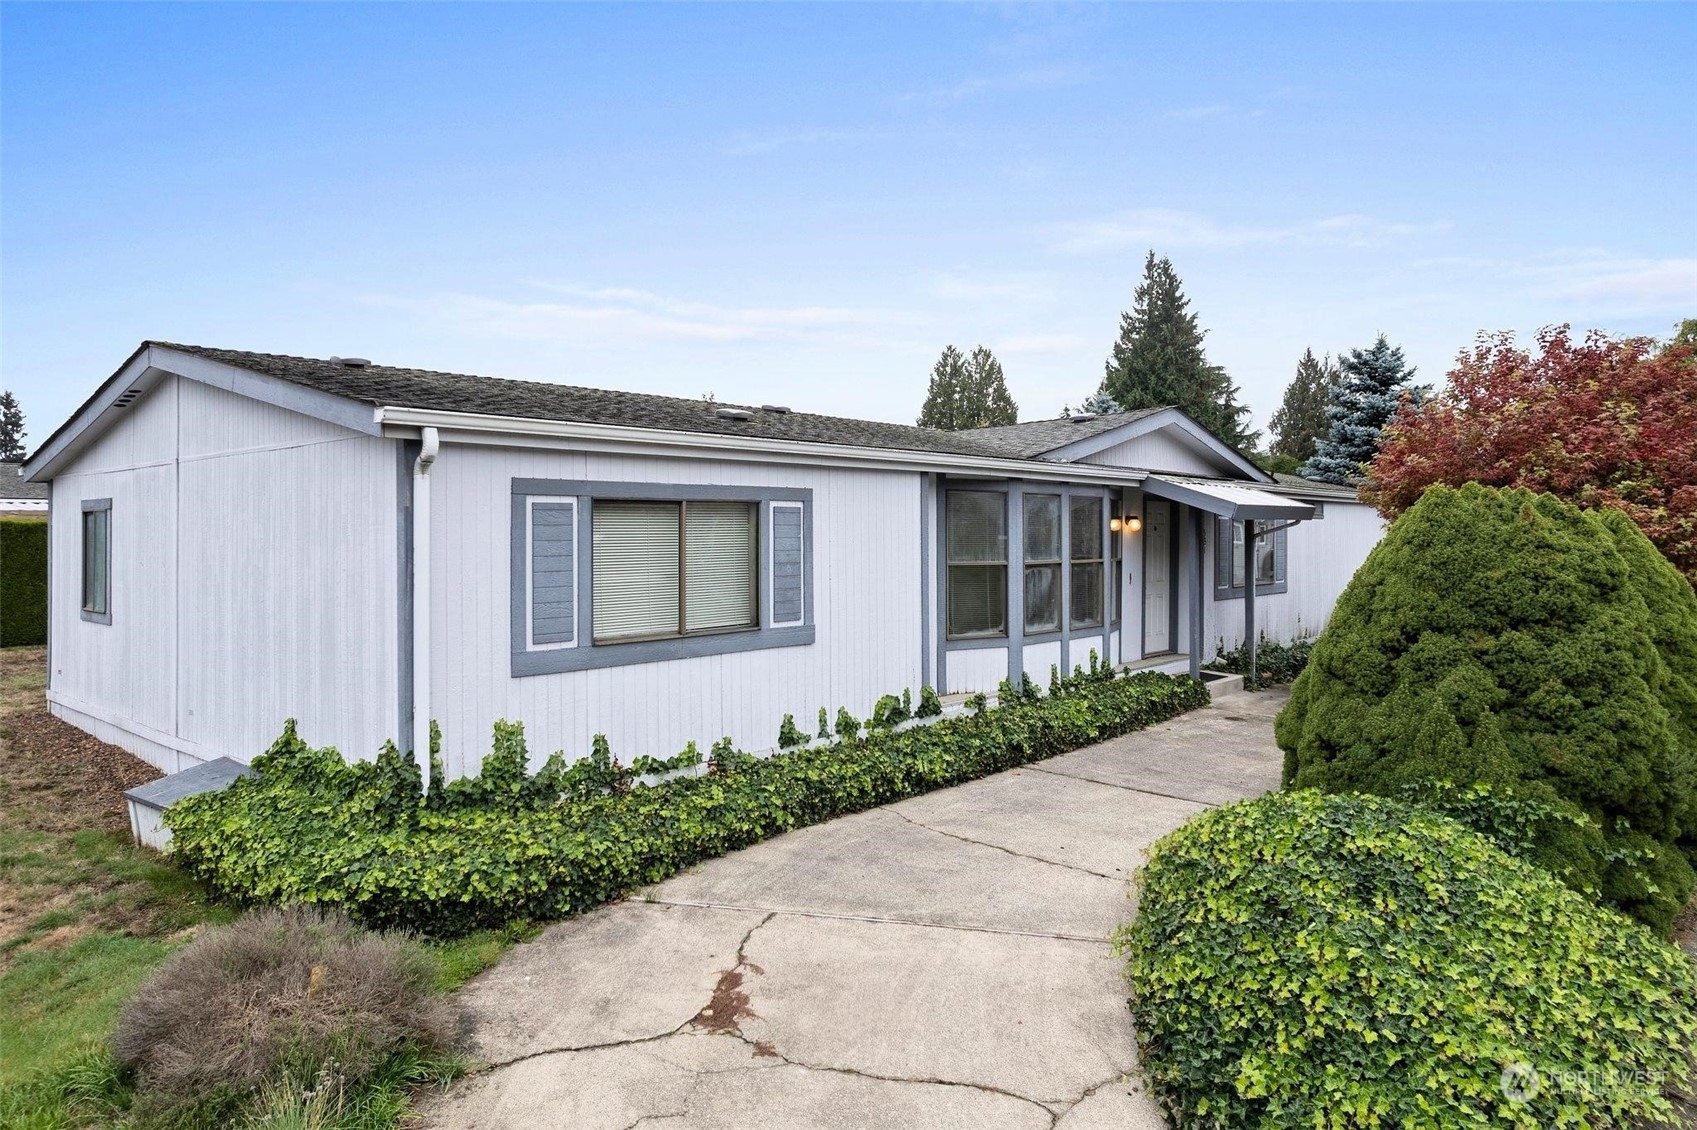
[1243, 518, 1257, 685]
[1188, 506, 1204, 681]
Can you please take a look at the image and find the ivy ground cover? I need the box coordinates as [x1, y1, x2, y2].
[167, 668, 1210, 935]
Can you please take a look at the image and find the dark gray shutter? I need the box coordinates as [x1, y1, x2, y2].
[771, 502, 805, 626]
[1274, 526, 1288, 584]
[530, 501, 576, 645]
[1215, 517, 1232, 589]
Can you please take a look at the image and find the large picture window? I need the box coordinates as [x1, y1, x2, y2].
[81, 499, 111, 625]
[513, 480, 812, 676]
[1023, 493, 1061, 634]
[1068, 495, 1104, 630]
[947, 490, 1007, 639]
[592, 500, 756, 643]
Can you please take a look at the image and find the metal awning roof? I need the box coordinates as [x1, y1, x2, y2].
[1142, 475, 1317, 522]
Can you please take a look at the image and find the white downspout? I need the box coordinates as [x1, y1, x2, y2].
[412, 427, 439, 760]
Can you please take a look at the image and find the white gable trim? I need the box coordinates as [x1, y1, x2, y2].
[23, 344, 382, 482]
[1037, 407, 1271, 483]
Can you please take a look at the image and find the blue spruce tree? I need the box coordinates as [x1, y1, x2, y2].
[1300, 335, 1419, 485]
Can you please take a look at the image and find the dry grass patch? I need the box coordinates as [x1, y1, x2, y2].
[114, 906, 453, 1105]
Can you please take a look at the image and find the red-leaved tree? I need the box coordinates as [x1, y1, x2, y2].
[1364, 326, 1697, 585]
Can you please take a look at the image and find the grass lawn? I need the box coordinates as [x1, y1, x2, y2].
[0, 646, 519, 1128]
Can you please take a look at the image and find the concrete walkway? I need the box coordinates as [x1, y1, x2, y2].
[420, 688, 1289, 1130]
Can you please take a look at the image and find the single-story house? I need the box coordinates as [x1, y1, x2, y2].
[23, 342, 1383, 780]
[1, 462, 50, 516]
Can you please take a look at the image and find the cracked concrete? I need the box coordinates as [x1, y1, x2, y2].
[417, 689, 1289, 1129]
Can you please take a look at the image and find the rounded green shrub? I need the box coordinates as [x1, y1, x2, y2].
[1276, 483, 1697, 932]
[1117, 790, 1697, 1129]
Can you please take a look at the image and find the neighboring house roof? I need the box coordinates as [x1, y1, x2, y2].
[25, 342, 1300, 492]
[1270, 472, 1362, 501]
[0, 463, 49, 501]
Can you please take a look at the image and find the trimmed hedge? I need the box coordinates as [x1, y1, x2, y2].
[167, 668, 1210, 935]
[1276, 483, 1697, 933]
[1118, 790, 1697, 1129]
[0, 517, 47, 647]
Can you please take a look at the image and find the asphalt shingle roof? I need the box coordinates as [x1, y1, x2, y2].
[1, 463, 49, 500]
[159, 343, 1168, 463]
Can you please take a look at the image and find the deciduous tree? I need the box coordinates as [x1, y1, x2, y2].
[1364, 326, 1697, 584]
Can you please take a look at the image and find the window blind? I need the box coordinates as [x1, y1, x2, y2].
[593, 502, 680, 642]
[1069, 495, 1104, 629]
[1023, 493, 1061, 633]
[947, 490, 1008, 638]
[684, 501, 757, 632]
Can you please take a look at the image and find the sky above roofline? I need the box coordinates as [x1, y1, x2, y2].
[2, 4, 1692, 454]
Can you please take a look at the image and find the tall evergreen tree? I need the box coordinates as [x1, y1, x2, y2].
[917, 345, 1017, 429]
[961, 346, 1017, 428]
[1269, 349, 1342, 464]
[1300, 335, 1419, 484]
[0, 392, 25, 463]
[1098, 251, 1256, 448]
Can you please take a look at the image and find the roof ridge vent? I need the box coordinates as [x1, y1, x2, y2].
[1071, 412, 1098, 422]
[329, 356, 372, 368]
[715, 407, 754, 422]
[760, 404, 791, 415]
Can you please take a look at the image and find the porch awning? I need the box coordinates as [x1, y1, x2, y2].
[1141, 475, 1316, 523]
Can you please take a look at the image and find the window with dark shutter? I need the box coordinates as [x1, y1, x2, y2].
[770, 501, 805, 626]
[529, 500, 576, 647]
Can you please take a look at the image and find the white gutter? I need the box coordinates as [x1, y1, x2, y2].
[373, 405, 1155, 487]
[411, 427, 439, 760]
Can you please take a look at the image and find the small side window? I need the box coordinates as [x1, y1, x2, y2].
[81, 499, 112, 624]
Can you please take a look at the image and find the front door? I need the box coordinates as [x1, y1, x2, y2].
[1143, 500, 1172, 654]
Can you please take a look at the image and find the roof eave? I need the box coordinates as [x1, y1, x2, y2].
[24, 344, 383, 482]
[373, 404, 1157, 485]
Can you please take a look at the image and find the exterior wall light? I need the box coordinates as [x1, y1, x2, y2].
[1124, 515, 1143, 533]
[1109, 516, 1122, 533]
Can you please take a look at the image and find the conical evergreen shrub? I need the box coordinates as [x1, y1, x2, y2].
[1276, 483, 1697, 932]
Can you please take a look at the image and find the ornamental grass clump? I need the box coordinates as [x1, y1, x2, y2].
[166, 670, 1209, 935]
[1276, 483, 1697, 933]
[111, 907, 451, 1112]
[1117, 790, 1697, 1129]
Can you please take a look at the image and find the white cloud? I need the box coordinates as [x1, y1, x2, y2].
[995, 333, 1088, 354]
[894, 64, 1087, 107]
[360, 285, 918, 347]
[926, 270, 1059, 303]
[723, 127, 870, 156]
[1162, 103, 1233, 121]
[1416, 251, 1697, 314]
[1044, 208, 1451, 254]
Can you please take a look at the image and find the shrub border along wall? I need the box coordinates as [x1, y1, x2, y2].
[166, 666, 1211, 935]
[0, 517, 48, 647]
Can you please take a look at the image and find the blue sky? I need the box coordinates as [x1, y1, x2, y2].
[4, 3, 1693, 449]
